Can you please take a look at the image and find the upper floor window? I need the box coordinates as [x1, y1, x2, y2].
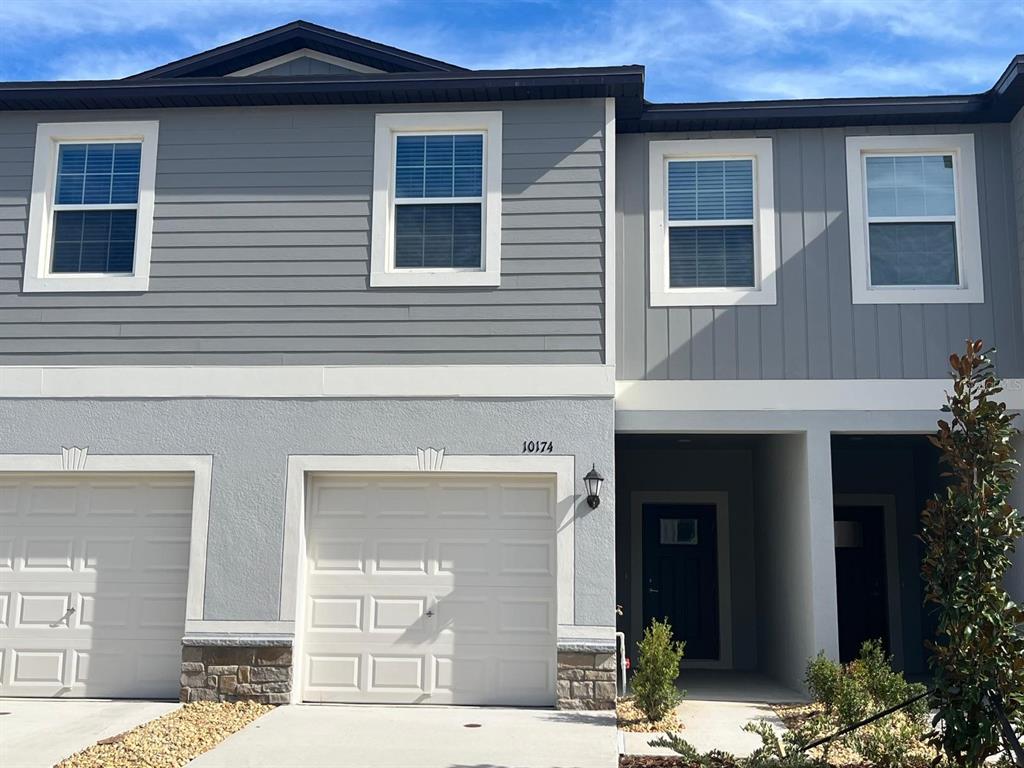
[648, 138, 776, 306]
[371, 111, 502, 287]
[23, 121, 159, 293]
[845, 134, 983, 304]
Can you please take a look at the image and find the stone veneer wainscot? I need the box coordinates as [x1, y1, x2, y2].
[180, 636, 293, 704]
[556, 646, 617, 710]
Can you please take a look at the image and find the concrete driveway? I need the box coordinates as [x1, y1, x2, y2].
[188, 704, 617, 768]
[0, 698, 179, 768]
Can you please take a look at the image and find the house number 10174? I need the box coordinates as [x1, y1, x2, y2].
[522, 440, 554, 454]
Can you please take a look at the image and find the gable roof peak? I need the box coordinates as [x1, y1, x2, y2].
[129, 19, 466, 80]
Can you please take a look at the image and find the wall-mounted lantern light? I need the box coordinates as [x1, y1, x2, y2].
[584, 464, 604, 509]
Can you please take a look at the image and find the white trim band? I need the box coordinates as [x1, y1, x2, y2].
[616, 378, 1024, 412]
[0, 364, 616, 399]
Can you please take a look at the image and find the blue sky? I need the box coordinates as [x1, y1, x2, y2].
[0, 0, 1021, 102]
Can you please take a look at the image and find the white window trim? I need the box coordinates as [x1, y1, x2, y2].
[845, 134, 984, 304]
[370, 111, 502, 288]
[23, 120, 159, 293]
[648, 137, 777, 307]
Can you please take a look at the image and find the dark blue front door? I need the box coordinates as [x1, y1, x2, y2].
[642, 503, 719, 661]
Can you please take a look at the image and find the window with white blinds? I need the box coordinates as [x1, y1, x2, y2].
[371, 112, 502, 288]
[22, 120, 159, 293]
[667, 159, 756, 288]
[845, 134, 983, 304]
[648, 138, 777, 307]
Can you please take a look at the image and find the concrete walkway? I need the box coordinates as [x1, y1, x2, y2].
[0, 698, 179, 768]
[620, 672, 805, 758]
[189, 703, 618, 768]
[620, 699, 788, 758]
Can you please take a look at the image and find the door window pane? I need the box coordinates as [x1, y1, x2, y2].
[660, 518, 698, 545]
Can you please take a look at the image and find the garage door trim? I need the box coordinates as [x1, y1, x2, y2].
[0, 453, 213, 625]
[281, 453, 576, 705]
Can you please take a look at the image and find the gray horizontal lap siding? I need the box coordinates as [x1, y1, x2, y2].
[0, 100, 606, 364]
[617, 124, 1024, 380]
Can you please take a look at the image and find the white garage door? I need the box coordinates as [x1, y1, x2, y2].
[0, 474, 193, 698]
[302, 473, 557, 705]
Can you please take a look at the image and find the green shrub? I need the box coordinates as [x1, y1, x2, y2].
[804, 653, 842, 714]
[651, 722, 827, 768]
[648, 733, 736, 767]
[801, 640, 929, 767]
[630, 617, 685, 722]
[743, 721, 828, 768]
[849, 713, 929, 768]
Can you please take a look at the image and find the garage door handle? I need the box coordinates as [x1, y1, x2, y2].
[425, 609, 435, 618]
[51, 606, 75, 627]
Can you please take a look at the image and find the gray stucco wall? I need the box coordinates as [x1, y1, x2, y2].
[753, 432, 839, 692]
[0, 98, 606, 364]
[0, 397, 615, 627]
[617, 124, 1024, 380]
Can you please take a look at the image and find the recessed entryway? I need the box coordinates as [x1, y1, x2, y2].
[0, 473, 195, 698]
[296, 464, 569, 706]
[831, 434, 945, 678]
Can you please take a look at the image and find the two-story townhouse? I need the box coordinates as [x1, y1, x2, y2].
[0, 21, 1021, 708]
[0, 21, 627, 709]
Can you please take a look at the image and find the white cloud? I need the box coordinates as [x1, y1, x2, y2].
[731, 56, 1012, 100]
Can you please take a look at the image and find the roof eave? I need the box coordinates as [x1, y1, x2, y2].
[0, 67, 646, 113]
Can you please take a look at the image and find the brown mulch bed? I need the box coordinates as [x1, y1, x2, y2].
[54, 701, 272, 768]
[616, 697, 683, 733]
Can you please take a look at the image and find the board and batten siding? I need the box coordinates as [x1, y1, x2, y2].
[1012, 108, 1024, 337]
[0, 100, 606, 364]
[617, 125, 1024, 380]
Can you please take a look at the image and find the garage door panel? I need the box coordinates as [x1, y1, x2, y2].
[305, 586, 553, 643]
[309, 531, 556, 588]
[5, 525, 189, 585]
[0, 474, 192, 698]
[10, 648, 66, 687]
[303, 473, 557, 706]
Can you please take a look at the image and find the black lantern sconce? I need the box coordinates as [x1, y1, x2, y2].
[583, 464, 604, 509]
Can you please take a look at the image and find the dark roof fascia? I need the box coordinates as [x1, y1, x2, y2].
[128, 20, 465, 79]
[0, 67, 646, 114]
[627, 54, 1024, 132]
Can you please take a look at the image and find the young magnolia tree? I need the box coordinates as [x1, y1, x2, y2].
[920, 340, 1024, 766]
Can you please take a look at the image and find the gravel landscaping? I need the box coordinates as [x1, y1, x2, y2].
[616, 697, 684, 733]
[54, 701, 272, 768]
